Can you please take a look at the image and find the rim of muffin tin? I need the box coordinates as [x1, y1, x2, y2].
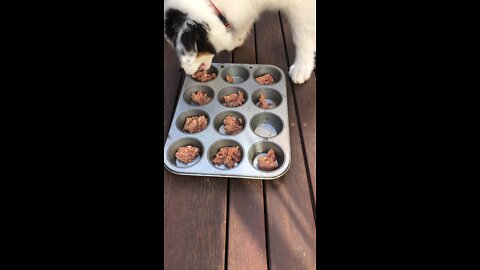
[164, 160, 291, 180]
[164, 63, 290, 179]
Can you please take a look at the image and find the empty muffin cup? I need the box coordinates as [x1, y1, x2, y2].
[183, 85, 215, 106]
[217, 87, 248, 108]
[248, 141, 285, 172]
[253, 66, 282, 85]
[220, 65, 249, 84]
[175, 109, 210, 134]
[167, 137, 204, 168]
[251, 88, 283, 109]
[208, 139, 244, 170]
[213, 111, 247, 136]
[250, 112, 284, 138]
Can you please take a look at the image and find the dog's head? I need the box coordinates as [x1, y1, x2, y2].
[164, 9, 217, 75]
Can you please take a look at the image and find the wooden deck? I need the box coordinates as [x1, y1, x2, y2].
[164, 12, 316, 270]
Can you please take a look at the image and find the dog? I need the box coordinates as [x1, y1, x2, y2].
[164, 0, 315, 84]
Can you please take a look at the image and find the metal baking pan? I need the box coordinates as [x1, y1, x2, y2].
[164, 63, 291, 180]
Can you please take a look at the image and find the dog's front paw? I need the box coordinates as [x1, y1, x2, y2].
[289, 63, 314, 84]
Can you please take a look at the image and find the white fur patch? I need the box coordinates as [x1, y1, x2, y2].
[165, 0, 316, 83]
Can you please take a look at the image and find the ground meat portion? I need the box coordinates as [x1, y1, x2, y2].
[223, 91, 245, 107]
[223, 115, 243, 135]
[191, 91, 211, 105]
[183, 115, 208, 133]
[255, 74, 275, 85]
[175, 145, 200, 164]
[225, 74, 234, 83]
[192, 71, 217, 82]
[258, 149, 279, 171]
[213, 146, 242, 169]
[258, 94, 275, 109]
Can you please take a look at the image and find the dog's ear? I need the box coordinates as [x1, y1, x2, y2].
[164, 8, 187, 44]
[181, 22, 217, 54]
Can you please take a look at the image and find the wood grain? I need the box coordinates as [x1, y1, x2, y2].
[163, 42, 230, 270]
[163, 11, 318, 269]
[163, 41, 183, 141]
[164, 176, 228, 270]
[227, 32, 268, 270]
[279, 13, 317, 205]
[256, 12, 316, 270]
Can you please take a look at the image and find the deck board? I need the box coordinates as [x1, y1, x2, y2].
[227, 32, 268, 270]
[163, 12, 317, 269]
[163, 41, 184, 141]
[255, 12, 316, 270]
[163, 44, 229, 270]
[279, 13, 317, 206]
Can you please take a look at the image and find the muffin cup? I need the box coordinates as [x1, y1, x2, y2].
[213, 111, 247, 136]
[208, 139, 244, 170]
[252, 66, 282, 85]
[251, 88, 283, 109]
[167, 137, 204, 168]
[220, 65, 249, 84]
[175, 109, 210, 134]
[217, 87, 248, 108]
[248, 142, 285, 172]
[191, 66, 218, 82]
[183, 85, 215, 106]
[250, 112, 284, 138]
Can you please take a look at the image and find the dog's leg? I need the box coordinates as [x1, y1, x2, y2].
[285, 6, 316, 84]
[228, 20, 255, 51]
[231, 30, 249, 49]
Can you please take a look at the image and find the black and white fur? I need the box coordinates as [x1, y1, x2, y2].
[164, 0, 316, 84]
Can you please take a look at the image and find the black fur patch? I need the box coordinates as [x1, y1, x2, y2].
[180, 22, 216, 54]
[164, 9, 187, 42]
[164, 8, 216, 54]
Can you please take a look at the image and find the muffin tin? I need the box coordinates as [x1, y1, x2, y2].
[164, 63, 291, 179]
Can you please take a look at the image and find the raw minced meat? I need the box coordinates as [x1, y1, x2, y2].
[183, 115, 208, 133]
[223, 115, 243, 135]
[212, 146, 242, 169]
[223, 91, 245, 107]
[257, 149, 279, 171]
[258, 94, 276, 109]
[255, 74, 275, 85]
[191, 91, 211, 105]
[225, 74, 234, 83]
[175, 145, 200, 164]
[192, 70, 216, 82]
